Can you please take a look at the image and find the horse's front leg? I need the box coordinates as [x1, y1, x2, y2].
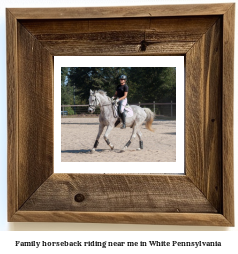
[91, 123, 105, 153]
[104, 125, 114, 150]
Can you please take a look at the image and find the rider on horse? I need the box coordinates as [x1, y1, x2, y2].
[112, 75, 128, 129]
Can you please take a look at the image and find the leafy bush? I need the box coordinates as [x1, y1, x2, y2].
[66, 107, 74, 115]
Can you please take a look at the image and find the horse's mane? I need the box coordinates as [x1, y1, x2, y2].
[93, 90, 111, 102]
[95, 90, 107, 96]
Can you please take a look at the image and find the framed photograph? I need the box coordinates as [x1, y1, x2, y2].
[55, 56, 184, 174]
[7, 3, 234, 225]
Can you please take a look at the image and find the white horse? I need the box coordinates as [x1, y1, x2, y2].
[88, 89, 154, 153]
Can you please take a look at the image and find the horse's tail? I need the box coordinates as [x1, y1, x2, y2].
[144, 108, 155, 132]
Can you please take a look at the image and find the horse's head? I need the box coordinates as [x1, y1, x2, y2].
[88, 90, 98, 113]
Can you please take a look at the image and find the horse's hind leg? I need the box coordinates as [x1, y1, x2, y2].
[104, 125, 114, 150]
[91, 123, 105, 153]
[136, 129, 143, 151]
[121, 127, 137, 152]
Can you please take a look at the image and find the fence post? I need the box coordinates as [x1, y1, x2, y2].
[153, 101, 155, 114]
[171, 101, 173, 117]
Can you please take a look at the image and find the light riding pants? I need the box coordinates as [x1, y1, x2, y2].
[118, 98, 127, 114]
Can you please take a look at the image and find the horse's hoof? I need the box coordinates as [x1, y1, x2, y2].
[109, 145, 114, 150]
[136, 148, 141, 151]
[120, 147, 127, 153]
[90, 149, 95, 154]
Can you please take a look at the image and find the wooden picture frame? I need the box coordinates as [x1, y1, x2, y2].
[7, 3, 234, 226]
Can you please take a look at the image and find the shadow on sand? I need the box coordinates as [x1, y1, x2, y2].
[61, 149, 117, 154]
[61, 122, 98, 125]
[162, 132, 176, 135]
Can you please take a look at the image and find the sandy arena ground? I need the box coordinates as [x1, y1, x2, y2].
[61, 117, 176, 162]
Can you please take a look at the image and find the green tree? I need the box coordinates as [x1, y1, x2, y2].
[61, 67, 176, 105]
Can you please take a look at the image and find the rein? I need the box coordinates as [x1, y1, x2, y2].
[89, 94, 118, 118]
[89, 95, 111, 108]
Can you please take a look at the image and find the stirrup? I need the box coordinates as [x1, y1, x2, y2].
[121, 123, 126, 129]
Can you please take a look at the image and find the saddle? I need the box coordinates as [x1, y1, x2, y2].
[113, 103, 134, 127]
[124, 104, 133, 117]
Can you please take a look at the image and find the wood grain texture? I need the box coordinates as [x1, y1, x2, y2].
[20, 16, 218, 34]
[38, 41, 193, 56]
[8, 4, 233, 19]
[20, 17, 218, 56]
[222, 4, 235, 226]
[11, 211, 232, 226]
[20, 174, 217, 213]
[7, 9, 18, 221]
[18, 23, 54, 208]
[6, 4, 234, 225]
[186, 18, 222, 212]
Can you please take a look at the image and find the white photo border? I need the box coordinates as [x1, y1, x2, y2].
[54, 56, 184, 174]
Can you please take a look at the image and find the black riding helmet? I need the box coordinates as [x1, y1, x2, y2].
[119, 75, 127, 80]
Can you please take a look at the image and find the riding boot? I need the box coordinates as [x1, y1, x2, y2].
[121, 111, 126, 129]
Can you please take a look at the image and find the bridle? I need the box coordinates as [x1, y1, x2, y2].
[88, 95, 100, 112]
[88, 94, 114, 112]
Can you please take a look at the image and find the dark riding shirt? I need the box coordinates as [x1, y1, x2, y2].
[116, 84, 128, 98]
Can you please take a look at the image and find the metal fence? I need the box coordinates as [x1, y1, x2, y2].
[61, 101, 176, 118]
